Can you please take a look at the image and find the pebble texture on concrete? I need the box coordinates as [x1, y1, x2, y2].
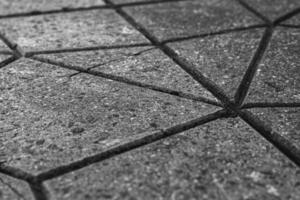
[0, 0, 299, 200]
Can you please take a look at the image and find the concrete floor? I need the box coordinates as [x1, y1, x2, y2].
[0, 0, 299, 199]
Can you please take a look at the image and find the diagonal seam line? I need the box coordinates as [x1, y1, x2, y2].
[103, 0, 234, 108]
[28, 55, 222, 107]
[0, 177, 27, 200]
[162, 24, 267, 44]
[0, 33, 24, 57]
[0, 55, 18, 69]
[278, 24, 300, 29]
[0, 165, 35, 183]
[25, 43, 153, 56]
[104, 0, 300, 167]
[29, 182, 50, 200]
[0, 0, 190, 19]
[274, 6, 300, 25]
[68, 46, 158, 77]
[234, 27, 273, 106]
[242, 102, 300, 109]
[234, 0, 272, 24]
[35, 109, 228, 181]
[238, 110, 300, 167]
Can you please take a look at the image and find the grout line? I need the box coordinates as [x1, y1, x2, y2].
[234, 0, 272, 24]
[35, 110, 228, 181]
[0, 50, 13, 55]
[0, 176, 27, 200]
[234, 27, 273, 106]
[104, 0, 300, 167]
[25, 43, 153, 56]
[28, 55, 222, 107]
[278, 24, 300, 29]
[0, 165, 35, 183]
[29, 182, 51, 200]
[103, 0, 234, 109]
[242, 102, 300, 109]
[69, 46, 157, 78]
[0, 0, 190, 19]
[162, 24, 267, 44]
[0, 5, 111, 19]
[0, 33, 24, 57]
[274, 6, 300, 25]
[0, 55, 19, 69]
[238, 110, 300, 167]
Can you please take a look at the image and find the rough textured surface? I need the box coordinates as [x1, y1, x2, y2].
[0, 0, 104, 15]
[0, 0, 300, 199]
[121, 0, 261, 41]
[0, 10, 148, 51]
[39, 47, 215, 99]
[285, 16, 300, 26]
[168, 29, 263, 98]
[48, 118, 300, 200]
[0, 174, 33, 200]
[0, 58, 217, 173]
[0, 54, 11, 63]
[247, 28, 300, 103]
[245, 0, 300, 21]
[251, 107, 300, 149]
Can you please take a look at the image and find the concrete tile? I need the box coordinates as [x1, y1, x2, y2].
[0, 58, 217, 173]
[168, 29, 263, 98]
[284, 14, 300, 26]
[0, 174, 33, 200]
[246, 28, 300, 103]
[244, 0, 300, 21]
[119, 0, 261, 41]
[250, 107, 300, 149]
[0, 10, 148, 51]
[0, 0, 104, 15]
[47, 118, 300, 200]
[39, 47, 216, 99]
[112, 0, 179, 3]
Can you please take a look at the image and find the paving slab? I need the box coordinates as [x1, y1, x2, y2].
[0, 54, 11, 63]
[37, 47, 216, 99]
[0, 40, 11, 52]
[0, 58, 217, 173]
[0, 0, 104, 15]
[112, 0, 171, 3]
[250, 107, 300, 150]
[119, 0, 261, 41]
[0, 174, 33, 200]
[0, 0, 299, 200]
[246, 28, 300, 103]
[284, 14, 300, 26]
[167, 29, 263, 99]
[47, 118, 300, 200]
[244, 0, 300, 21]
[0, 9, 148, 51]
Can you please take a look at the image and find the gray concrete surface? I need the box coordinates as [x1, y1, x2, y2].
[0, 0, 299, 199]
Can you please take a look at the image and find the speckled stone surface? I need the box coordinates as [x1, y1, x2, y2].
[0, 54, 11, 63]
[246, 28, 300, 103]
[168, 29, 263, 99]
[48, 118, 300, 200]
[0, 10, 148, 51]
[0, 174, 33, 200]
[0, 0, 104, 15]
[245, 0, 300, 21]
[0, 58, 217, 173]
[250, 107, 300, 149]
[0, 40, 11, 52]
[39, 47, 215, 99]
[0, 0, 300, 199]
[120, 0, 261, 41]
